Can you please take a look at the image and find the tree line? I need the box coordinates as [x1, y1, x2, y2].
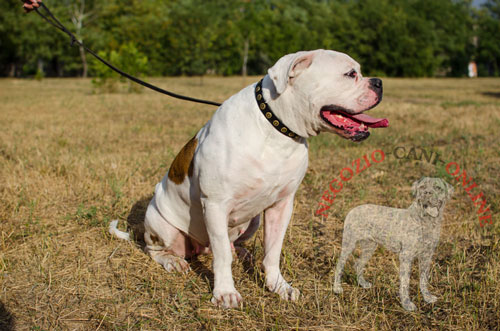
[1, 0, 499, 78]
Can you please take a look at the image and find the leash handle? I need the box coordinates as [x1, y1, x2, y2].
[24, 1, 222, 107]
[22, 0, 41, 12]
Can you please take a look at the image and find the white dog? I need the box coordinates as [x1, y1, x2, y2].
[333, 177, 454, 311]
[110, 49, 388, 308]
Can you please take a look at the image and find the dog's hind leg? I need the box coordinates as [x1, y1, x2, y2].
[145, 235, 191, 273]
[144, 201, 191, 273]
[355, 240, 377, 289]
[333, 233, 357, 294]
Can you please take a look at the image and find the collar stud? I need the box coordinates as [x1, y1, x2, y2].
[254, 79, 301, 140]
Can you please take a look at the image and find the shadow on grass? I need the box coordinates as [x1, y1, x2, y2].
[482, 91, 500, 98]
[189, 258, 214, 289]
[189, 243, 264, 292]
[238, 244, 266, 289]
[0, 301, 15, 331]
[125, 196, 150, 248]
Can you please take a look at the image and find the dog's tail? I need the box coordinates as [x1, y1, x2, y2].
[109, 220, 130, 241]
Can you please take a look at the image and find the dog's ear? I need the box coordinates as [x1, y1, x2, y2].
[411, 178, 424, 197]
[268, 51, 316, 95]
[442, 179, 454, 198]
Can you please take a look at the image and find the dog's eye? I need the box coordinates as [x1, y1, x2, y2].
[345, 69, 357, 79]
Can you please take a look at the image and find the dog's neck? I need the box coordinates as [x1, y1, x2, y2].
[409, 201, 445, 248]
[262, 76, 320, 138]
[254, 79, 301, 140]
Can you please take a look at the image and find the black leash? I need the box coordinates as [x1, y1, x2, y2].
[32, 2, 222, 107]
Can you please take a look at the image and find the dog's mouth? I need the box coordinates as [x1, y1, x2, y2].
[422, 200, 443, 218]
[320, 106, 389, 142]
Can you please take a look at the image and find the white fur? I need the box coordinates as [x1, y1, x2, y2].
[143, 49, 382, 308]
[109, 220, 130, 241]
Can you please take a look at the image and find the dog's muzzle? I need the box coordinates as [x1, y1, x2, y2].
[351, 131, 370, 142]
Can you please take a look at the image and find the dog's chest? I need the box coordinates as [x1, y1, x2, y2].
[226, 143, 308, 224]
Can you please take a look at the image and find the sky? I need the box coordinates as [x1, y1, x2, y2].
[472, 0, 487, 7]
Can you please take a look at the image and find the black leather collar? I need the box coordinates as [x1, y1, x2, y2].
[254, 79, 300, 139]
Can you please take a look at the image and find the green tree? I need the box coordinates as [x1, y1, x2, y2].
[476, 0, 500, 76]
[1, 0, 495, 78]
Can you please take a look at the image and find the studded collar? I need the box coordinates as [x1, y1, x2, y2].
[254, 79, 301, 140]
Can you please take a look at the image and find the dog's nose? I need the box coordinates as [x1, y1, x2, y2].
[370, 78, 382, 89]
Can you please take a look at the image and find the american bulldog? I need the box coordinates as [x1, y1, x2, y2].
[110, 49, 388, 308]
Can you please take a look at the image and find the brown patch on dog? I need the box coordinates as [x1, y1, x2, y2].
[150, 234, 160, 245]
[168, 136, 198, 184]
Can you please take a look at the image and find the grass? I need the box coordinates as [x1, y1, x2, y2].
[0, 76, 499, 330]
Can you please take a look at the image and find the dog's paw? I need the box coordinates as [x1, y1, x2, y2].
[162, 256, 190, 274]
[357, 277, 372, 289]
[402, 299, 416, 312]
[423, 293, 437, 304]
[333, 284, 343, 294]
[266, 276, 300, 301]
[275, 283, 300, 301]
[211, 289, 242, 309]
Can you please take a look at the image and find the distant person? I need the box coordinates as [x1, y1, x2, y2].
[468, 61, 478, 78]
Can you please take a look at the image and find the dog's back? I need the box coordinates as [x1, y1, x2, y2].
[343, 204, 421, 253]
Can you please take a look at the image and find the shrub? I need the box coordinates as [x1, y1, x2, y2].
[90, 42, 149, 93]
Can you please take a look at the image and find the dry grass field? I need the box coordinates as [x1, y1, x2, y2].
[0, 76, 499, 330]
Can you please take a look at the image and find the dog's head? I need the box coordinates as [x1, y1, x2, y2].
[267, 49, 388, 141]
[411, 177, 454, 218]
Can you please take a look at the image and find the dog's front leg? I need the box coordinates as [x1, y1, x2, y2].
[262, 195, 300, 301]
[203, 200, 242, 309]
[418, 252, 437, 304]
[399, 252, 416, 311]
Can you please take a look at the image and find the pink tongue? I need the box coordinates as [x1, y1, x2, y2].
[351, 113, 389, 128]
